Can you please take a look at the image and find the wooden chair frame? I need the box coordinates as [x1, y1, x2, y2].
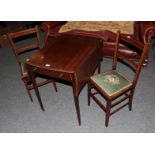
[8, 26, 57, 106]
[88, 31, 150, 127]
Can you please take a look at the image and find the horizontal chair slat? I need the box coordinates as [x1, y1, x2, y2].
[112, 95, 130, 108]
[110, 102, 129, 116]
[10, 28, 37, 38]
[90, 93, 106, 112]
[18, 44, 39, 54]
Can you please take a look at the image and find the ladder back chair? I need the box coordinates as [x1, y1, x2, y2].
[88, 31, 150, 127]
[8, 26, 57, 105]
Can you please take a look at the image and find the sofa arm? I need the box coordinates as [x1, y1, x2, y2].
[133, 21, 155, 43]
[143, 27, 155, 44]
[41, 21, 56, 32]
[41, 21, 67, 32]
[41, 21, 67, 45]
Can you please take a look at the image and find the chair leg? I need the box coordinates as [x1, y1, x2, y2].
[27, 88, 33, 102]
[88, 82, 91, 106]
[98, 62, 101, 74]
[23, 80, 33, 102]
[105, 100, 112, 127]
[52, 81, 58, 92]
[129, 90, 134, 111]
[73, 95, 81, 125]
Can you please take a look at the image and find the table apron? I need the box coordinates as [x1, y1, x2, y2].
[30, 66, 73, 81]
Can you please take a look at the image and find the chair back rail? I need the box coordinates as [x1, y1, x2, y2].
[113, 31, 150, 87]
[8, 26, 41, 65]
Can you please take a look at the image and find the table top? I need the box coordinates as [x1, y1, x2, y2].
[26, 34, 102, 73]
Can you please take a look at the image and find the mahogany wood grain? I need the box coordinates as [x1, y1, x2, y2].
[26, 34, 103, 125]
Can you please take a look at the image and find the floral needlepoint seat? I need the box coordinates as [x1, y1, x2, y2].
[90, 70, 132, 97]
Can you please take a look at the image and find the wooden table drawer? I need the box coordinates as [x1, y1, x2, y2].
[32, 67, 72, 81]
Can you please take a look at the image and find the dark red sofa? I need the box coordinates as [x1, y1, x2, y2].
[41, 21, 155, 63]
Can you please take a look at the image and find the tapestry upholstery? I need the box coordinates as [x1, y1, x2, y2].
[90, 70, 132, 96]
[59, 21, 134, 34]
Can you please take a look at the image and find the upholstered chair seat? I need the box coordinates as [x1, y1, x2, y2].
[90, 70, 132, 98]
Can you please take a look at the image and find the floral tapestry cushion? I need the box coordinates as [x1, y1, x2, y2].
[90, 70, 132, 96]
[59, 21, 134, 34]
